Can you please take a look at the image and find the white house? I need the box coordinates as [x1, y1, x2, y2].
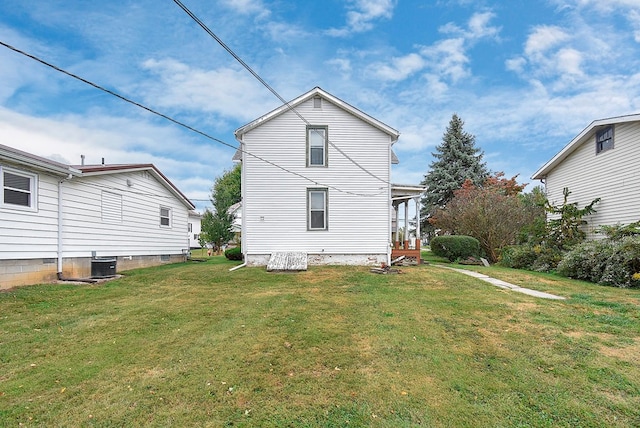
[0, 144, 195, 288]
[234, 87, 424, 267]
[188, 210, 202, 249]
[532, 113, 640, 238]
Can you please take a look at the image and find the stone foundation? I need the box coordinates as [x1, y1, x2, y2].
[245, 253, 386, 267]
[0, 254, 187, 289]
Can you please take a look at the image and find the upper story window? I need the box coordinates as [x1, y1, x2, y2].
[596, 126, 614, 154]
[160, 206, 172, 227]
[1, 167, 37, 211]
[307, 126, 328, 167]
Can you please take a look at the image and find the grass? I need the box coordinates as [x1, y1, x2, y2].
[1, 257, 639, 427]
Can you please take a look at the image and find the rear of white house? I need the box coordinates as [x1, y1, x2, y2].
[0, 144, 195, 288]
[235, 87, 400, 266]
[532, 114, 640, 238]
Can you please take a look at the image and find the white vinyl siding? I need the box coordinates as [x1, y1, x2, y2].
[59, 171, 189, 257]
[1, 167, 37, 211]
[101, 191, 123, 223]
[545, 121, 640, 239]
[0, 168, 59, 260]
[241, 96, 391, 258]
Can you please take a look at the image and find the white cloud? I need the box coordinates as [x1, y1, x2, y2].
[374, 53, 426, 81]
[139, 58, 276, 122]
[218, 0, 270, 18]
[368, 11, 497, 84]
[327, 0, 396, 36]
[420, 38, 469, 82]
[524, 25, 569, 57]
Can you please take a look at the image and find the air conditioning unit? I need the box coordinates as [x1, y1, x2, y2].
[91, 257, 117, 278]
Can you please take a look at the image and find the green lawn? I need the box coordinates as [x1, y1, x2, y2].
[1, 257, 639, 427]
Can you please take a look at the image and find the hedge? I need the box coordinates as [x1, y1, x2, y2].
[430, 235, 481, 262]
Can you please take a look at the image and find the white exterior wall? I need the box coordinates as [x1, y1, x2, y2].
[544, 121, 640, 238]
[241, 97, 391, 264]
[0, 163, 61, 260]
[61, 170, 190, 258]
[188, 213, 202, 248]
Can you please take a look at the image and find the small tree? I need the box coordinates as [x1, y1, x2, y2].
[429, 173, 533, 263]
[545, 187, 600, 251]
[200, 164, 241, 252]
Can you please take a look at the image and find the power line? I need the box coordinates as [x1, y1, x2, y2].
[172, 0, 392, 186]
[0, 40, 385, 198]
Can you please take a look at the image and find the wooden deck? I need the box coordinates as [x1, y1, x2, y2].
[391, 240, 421, 265]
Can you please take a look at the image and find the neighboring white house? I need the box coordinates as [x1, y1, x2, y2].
[227, 201, 242, 243]
[532, 113, 640, 238]
[188, 210, 202, 249]
[234, 87, 423, 266]
[0, 143, 195, 288]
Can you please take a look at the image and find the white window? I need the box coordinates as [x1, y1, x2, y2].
[160, 206, 172, 227]
[1, 167, 37, 211]
[308, 188, 328, 230]
[307, 126, 328, 166]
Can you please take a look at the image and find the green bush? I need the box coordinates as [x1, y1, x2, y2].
[224, 246, 243, 261]
[557, 237, 640, 288]
[430, 235, 481, 262]
[500, 245, 563, 272]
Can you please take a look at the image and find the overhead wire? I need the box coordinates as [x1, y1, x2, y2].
[172, 0, 393, 186]
[0, 40, 386, 198]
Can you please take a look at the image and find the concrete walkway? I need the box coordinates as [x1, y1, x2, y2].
[436, 265, 566, 300]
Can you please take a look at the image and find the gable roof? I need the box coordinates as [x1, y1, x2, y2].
[234, 87, 400, 143]
[0, 143, 81, 177]
[73, 164, 195, 210]
[532, 113, 640, 180]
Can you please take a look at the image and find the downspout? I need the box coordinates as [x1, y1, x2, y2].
[229, 262, 247, 272]
[57, 174, 72, 278]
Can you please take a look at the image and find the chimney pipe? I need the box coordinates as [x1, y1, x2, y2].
[101, 157, 105, 165]
[80, 154, 85, 166]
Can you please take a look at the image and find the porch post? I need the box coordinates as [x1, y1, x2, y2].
[414, 197, 421, 259]
[404, 199, 409, 250]
[394, 202, 400, 250]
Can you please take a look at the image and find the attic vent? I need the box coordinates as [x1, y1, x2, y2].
[313, 96, 322, 109]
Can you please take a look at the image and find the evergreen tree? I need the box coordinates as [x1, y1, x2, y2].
[420, 114, 489, 234]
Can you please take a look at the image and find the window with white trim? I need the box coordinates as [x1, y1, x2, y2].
[160, 206, 172, 227]
[308, 188, 328, 230]
[1, 167, 37, 211]
[596, 126, 614, 154]
[307, 126, 328, 166]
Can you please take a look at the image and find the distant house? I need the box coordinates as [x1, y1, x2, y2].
[234, 87, 424, 267]
[188, 211, 202, 249]
[532, 113, 640, 238]
[0, 144, 195, 288]
[227, 201, 242, 243]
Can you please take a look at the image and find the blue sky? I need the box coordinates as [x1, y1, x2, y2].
[1, 0, 640, 212]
